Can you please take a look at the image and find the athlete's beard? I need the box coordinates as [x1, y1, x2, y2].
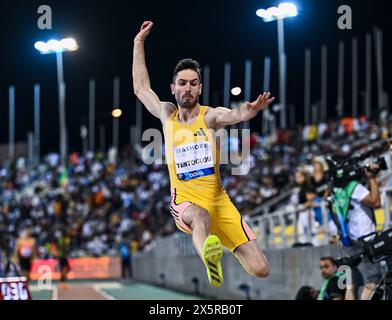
[176, 93, 199, 109]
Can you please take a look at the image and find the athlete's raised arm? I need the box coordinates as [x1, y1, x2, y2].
[132, 21, 175, 121]
[205, 92, 274, 130]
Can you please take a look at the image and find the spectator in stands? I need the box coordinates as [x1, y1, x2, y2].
[310, 157, 339, 242]
[290, 169, 317, 244]
[273, 164, 290, 190]
[310, 157, 329, 224]
[259, 175, 278, 202]
[310, 157, 328, 198]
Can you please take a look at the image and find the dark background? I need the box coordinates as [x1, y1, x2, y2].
[0, 0, 391, 155]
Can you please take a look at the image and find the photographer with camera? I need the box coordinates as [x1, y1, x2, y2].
[330, 160, 383, 300]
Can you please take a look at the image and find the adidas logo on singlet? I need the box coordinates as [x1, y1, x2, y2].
[194, 128, 207, 136]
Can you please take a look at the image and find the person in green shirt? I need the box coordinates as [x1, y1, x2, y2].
[317, 256, 346, 300]
[295, 256, 347, 300]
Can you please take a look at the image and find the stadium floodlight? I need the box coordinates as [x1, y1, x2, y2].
[33, 37, 78, 164]
[112, 108, 123, 118]
[256, 2, 298, 22]
[256, 2, 298, 129]
[60, 38, 79, 51]
[47, 39, 62, 52]
[34, 41, 50, 53]
[257, 9, 271, 20]
[34, 37, 79, 54]
[231, 87, 242, 96]
[279, 2, 298, 17]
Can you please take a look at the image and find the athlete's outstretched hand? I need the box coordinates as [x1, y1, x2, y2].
[246, 92, 275, 112]
[240, 92, 275, 120]
[134, 21, 154, 42]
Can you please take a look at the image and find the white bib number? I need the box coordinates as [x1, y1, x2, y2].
[174, 142, 215, 180]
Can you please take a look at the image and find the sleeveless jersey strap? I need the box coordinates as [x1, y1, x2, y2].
[169, 109, 178, 120]
[198, 105, 209, 117]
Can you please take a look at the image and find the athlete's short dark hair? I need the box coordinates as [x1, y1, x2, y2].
[172, 58, 202, 83]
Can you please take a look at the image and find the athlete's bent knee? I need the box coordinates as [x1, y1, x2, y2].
[251, 261, 269, 278]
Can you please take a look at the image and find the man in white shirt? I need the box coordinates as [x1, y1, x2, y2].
[343, 164, 382, 300]
[347, 183, 376, 240]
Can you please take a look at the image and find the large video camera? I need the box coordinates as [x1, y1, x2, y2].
[336, 227, 392, 268]
[326, 139, 390, 187]
[335, 228, 392, 300]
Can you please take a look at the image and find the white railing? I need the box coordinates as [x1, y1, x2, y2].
[248, 202, 331, 250]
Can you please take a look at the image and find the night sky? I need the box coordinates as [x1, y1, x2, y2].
[0, 0, 391, 155]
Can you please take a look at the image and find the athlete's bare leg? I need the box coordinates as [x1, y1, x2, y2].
[182, 205, 211, 258]
[182, 204, 223, 287]
[234, 240, 269, 278]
